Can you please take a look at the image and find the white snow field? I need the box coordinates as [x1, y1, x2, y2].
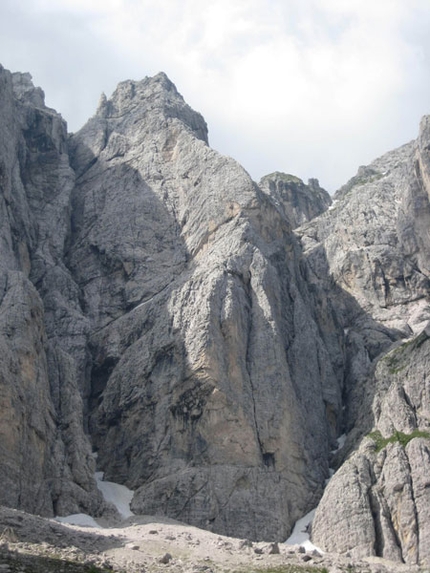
[55, 513, 100, 528]
[285, 508, 323, 552]
[95, 471, 134, 519]
[54, 471, 134, 527]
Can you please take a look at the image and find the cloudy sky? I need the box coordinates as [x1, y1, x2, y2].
[1, 0, 430, 191]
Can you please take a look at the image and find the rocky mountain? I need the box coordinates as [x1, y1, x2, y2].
[0, 63, 429, 567]
[259, 172, 331, 229]
[0, 67, 104, 517]
[300, 121, 430, 565]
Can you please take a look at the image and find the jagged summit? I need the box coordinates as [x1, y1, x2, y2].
[0, 64, 43, 104]
[11, 71, 45, 108]
[259, 171, 331, 228]
[90, 71, 209, 144]
[69, 71, 209, 182]
[1, 63, 430, 567]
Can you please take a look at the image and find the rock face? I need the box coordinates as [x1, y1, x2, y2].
[0, 65, 103, 516]
[302, 122, 430, 565]
[259, 172, 331, 229]
[0, 66, 344, 540]
[312, 332, 430, 565]
[66, 73, 344, 541]
[1, 63, 430, 564]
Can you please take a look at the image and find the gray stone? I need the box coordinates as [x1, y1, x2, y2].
[67, 71, 343, 541]
[268, 542, 280, 554]
[1, 60, 430, 565]
[308, 123, 430, 565]
[0, 64, 103, 516]
[259, 172, 331, 229]
[159, 552, 172, 564]
[313, 332, 430, 565]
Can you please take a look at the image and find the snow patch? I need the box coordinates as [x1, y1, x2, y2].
[55, 513, 100, 528]
[336, 434, 347, 449]
[95, 471, 134, 518]
[54, 472, 134, 527]
[285, 509, 323, 553]
[331, 433, 346, 454]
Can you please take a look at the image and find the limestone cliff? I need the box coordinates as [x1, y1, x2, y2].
[1, 63, 430, 565]
[259, 172, 331, 228]
[0, 65, 104, 516]
[299, 121, 430, 565]
[0, 66, 343, 540]
[66, 72, 343, 541]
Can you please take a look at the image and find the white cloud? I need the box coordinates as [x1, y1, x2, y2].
[1, 0, 430, 190]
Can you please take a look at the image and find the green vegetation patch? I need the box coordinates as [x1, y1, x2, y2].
[368, 429, 430, 452]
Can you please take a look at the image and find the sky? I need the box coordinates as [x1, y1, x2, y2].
[1, 0, 430, 192]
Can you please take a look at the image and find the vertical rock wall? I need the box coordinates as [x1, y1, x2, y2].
[66, 74, 344, 541]
[0, 65, 103, 516]
[308, 120, 430, 566]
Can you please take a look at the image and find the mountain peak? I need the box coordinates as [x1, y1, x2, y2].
[10, 71, 45, 108]
[89, 72, 208, 144]
[259, 171, 331, 228]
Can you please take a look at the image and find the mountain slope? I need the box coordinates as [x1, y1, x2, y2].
[296, 120, 430, 565]
[66, 72, 344, 541]
[0, 65, 104, 516]
[0, 64, 430, 565]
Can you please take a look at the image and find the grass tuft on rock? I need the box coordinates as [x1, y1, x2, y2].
[368, 429, 430, 452]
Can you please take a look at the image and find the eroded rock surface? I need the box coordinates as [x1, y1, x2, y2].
[259, 172, 331, 228]
[1, 62, 430, 564]
[313, 331, 430, 565]
[67, 73, 344, 541]
[0, 64, 103, 516]
[306, 121, 430, 566]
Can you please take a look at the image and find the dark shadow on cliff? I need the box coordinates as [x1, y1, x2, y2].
[64, 138, 192, 484]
